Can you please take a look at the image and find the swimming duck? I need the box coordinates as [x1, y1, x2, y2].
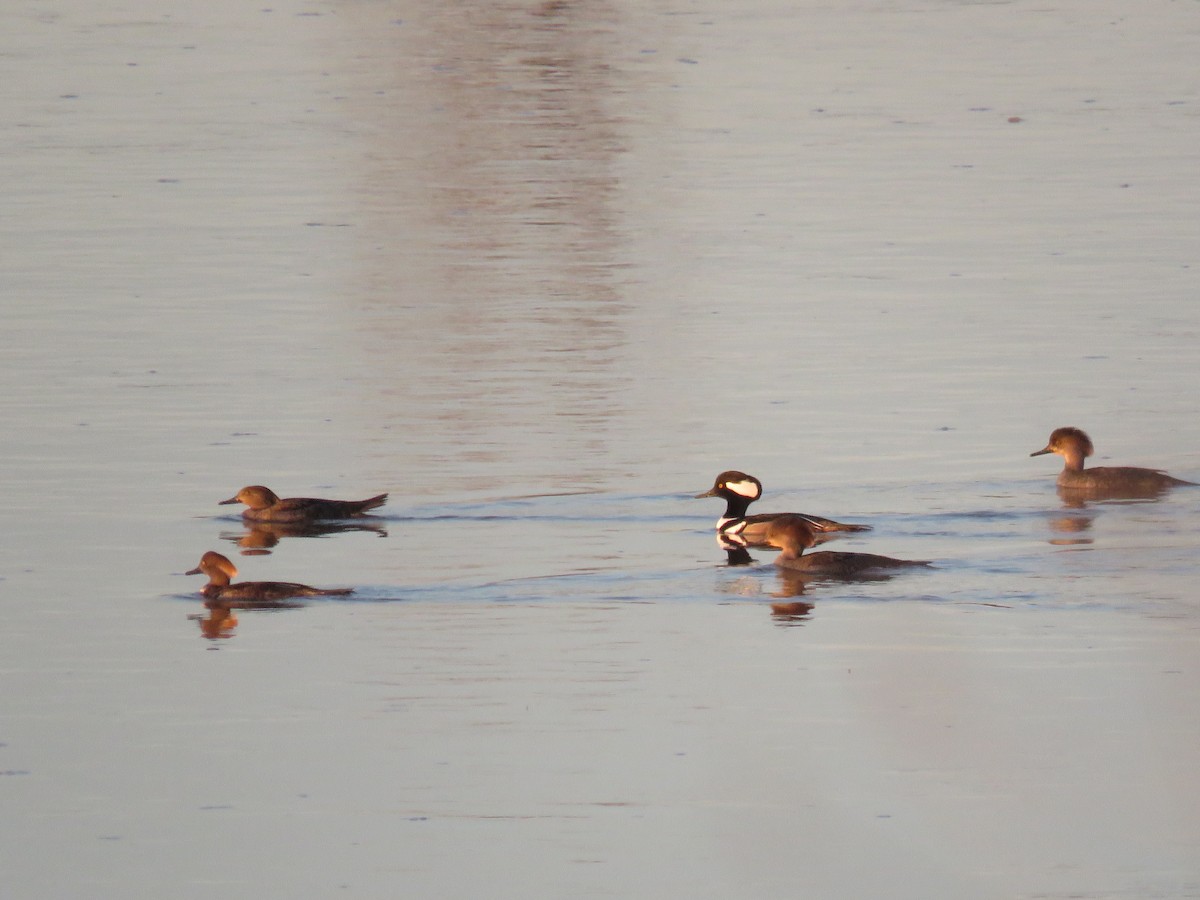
[219, 485, 388, 523]
[1030, 427, 1195, 494]
[764, 515, 929, 577]
[695, 470, 870, 548]
[185, 551, 353, 605]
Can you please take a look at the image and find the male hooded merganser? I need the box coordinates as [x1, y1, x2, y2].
[185, 551, 353, 605]
[695, 470, 870, 548]
[1030, 427, 1196, 494]
[764, 516, 929, 576]
[219, 485, 388, 523]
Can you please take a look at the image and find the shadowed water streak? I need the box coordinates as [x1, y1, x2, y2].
[333, 3, 643, 496]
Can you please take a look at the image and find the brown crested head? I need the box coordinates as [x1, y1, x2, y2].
[1032, 426, 1093, 459]
[219, 485, 280, 509]
[695, 470, 763, 501]
[763, 515, 819, 557]
[1050, 427, 1093, 458]
[186, 551, 238, 584]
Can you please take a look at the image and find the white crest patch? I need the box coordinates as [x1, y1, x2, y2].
[726, 479, 760, 500]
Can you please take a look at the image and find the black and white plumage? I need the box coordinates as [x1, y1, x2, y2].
[694, 470, 870, 549]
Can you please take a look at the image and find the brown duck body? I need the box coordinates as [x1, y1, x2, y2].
[775, 549, 930, 576]
[733, 512, 867, 547]
[1057, 466, 1194, 493]
[765, 516, 929, 576]
[220, 485, 388, 523]
[695, 471, 870, 548]
[186, 551, 352, 606]
[1031, 427, 1195, 494]
[198, 581, 352, 604]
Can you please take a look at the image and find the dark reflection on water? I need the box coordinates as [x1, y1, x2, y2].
[1056, 483, 1184, 507]
[188, 603, 303, 640]
[219, 520, 389, 554]
[1047, 511, 1094, 546]
[191, 606, 239, 640]
[769, 600, 815, 624]
[338, 1, 640, 495]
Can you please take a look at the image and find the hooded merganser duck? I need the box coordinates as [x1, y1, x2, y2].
[219, 485, 388, 523]
[185, 551, 353, 605]
[764, 515, 929, 577]
[1030, 427, 1196, 494]
[695, 470, 870, 548]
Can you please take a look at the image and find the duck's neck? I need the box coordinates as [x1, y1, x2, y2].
[1060, 448, 1087, 472]
[718, 493, 753, 521]
[776, 541, 803, 560]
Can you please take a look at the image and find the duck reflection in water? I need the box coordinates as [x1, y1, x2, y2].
[721, 543, 811, 600]
[1047, 511, 1095, 546]
[771, 565, 811, 598]
[186, 551, 353, 605]
[221, 519, 389, 555]
[189, 601, 303, 640]
[769, 598, 815, 624]
[770, 563, 816, 621]
[192, 605, 241, 639]
[722, 543, 755, 566]
[1031, 427, 1196, 503]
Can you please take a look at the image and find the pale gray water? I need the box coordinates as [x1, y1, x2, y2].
[3, 1, 1200, 897]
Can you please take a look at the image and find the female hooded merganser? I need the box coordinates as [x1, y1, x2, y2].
[764, 516, 929, 577]
[219, 485, 388, 523]
[695, 470, 870, 548]
[1030, 427, 1196, 494]
[185, 551, 353, 605]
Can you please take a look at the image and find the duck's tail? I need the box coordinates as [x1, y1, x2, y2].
[802, 515, 872, 533]
[356, 493, 389, 513]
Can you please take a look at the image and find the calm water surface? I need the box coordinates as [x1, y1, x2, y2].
[3, 1, 1200, 897]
